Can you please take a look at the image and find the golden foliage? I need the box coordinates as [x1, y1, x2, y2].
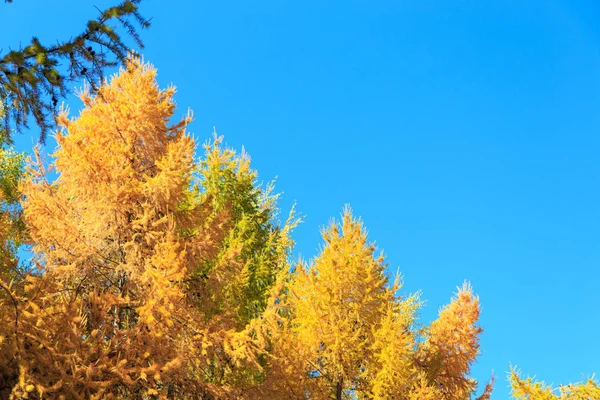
[0, 56, 594, 400]
[510, 368, 600, 400]
[259, 208, 492, 399]
[1, 58, 294, 399]
[415, 283, 494, 400]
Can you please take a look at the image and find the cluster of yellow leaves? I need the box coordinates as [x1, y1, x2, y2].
[510, 369, 600, 400]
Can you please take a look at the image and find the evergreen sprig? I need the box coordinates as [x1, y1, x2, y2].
[0, 0, 149, 143]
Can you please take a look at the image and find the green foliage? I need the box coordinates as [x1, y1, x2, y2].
[0, 0, 149, 143]
[0, 145, 25, 284]
[0, 146, 24, 204]
[191, 135, 299, 327]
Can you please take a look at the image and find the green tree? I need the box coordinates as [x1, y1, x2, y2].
[192, 135, 299, 329]
[0, 146, 25, 398]
[0, 146, 25, 265]
[0, 0, 149, 143]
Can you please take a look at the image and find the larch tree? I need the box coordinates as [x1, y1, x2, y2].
[192, 136, 298, 329]
[254, 208, 493, 400]
[0, 58, 294, 399]
[183, 135, 298, 388]
[510, 369, 600, 400]
[256, 208, 396, 399]
[414, 284, 494, 400]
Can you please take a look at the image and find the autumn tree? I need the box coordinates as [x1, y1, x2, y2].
[413, 284, 494, 400]
[273, 208, 403, 398]
[0, 0, 149, 143]
[510, 368, 600, 400]
[0, 58, 295, 399]
[256, 208, 493, 400]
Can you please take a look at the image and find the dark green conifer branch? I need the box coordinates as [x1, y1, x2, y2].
[0, 0, 149, 143]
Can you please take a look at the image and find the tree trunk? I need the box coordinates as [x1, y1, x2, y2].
[335, 379, 343, 400]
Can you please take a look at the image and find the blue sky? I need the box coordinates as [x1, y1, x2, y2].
[3, 1, 600, 397]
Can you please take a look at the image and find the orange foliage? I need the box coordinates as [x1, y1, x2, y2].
[1, 58, 291, 399]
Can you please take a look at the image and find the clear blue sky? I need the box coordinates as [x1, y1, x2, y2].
[2, 1, 600, 398]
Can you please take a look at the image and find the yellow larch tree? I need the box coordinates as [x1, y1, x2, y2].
[415, 284, 494, 400]
[365, 279, 492, 400]
[259, 207, 397, 399]
[257, 208, 415, 399]
[1, 58, 294, 399]
[255, 207, 492, 400]
[510, 368, 600, 400]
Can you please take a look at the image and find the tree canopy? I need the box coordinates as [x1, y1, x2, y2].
[256, 209, 493, 399]
[0, 57, 596, 399]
